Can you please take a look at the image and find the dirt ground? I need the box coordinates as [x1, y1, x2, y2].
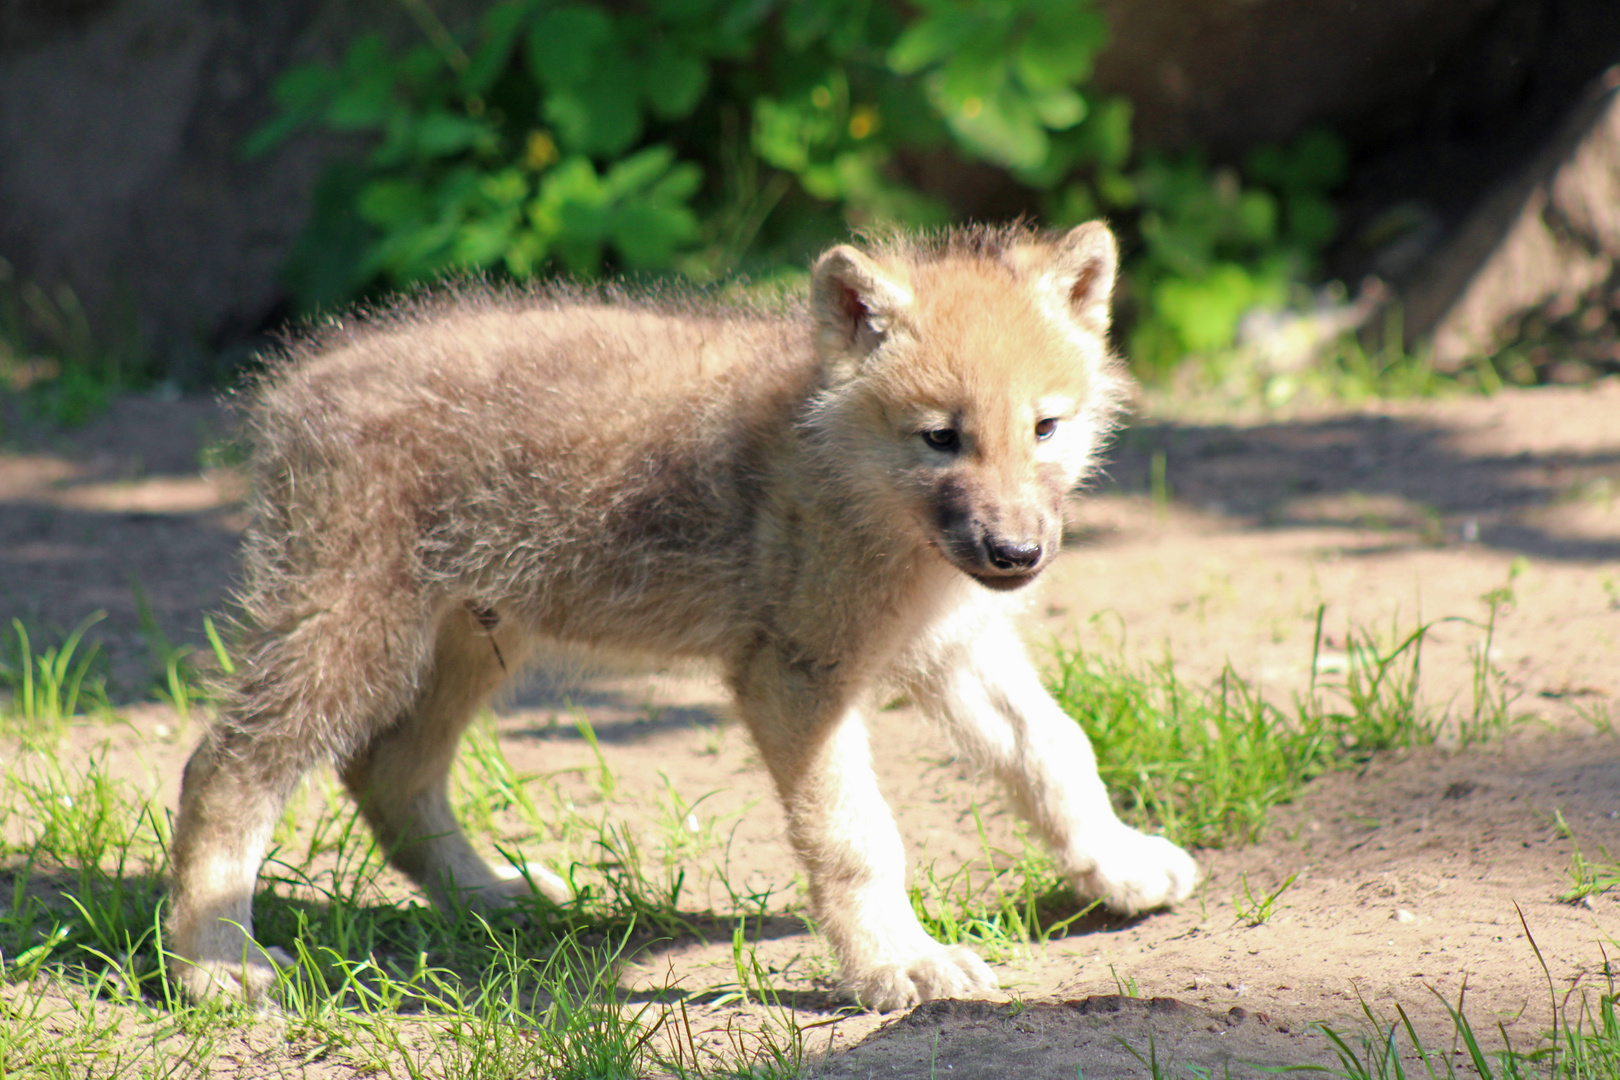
[2, 378, 1619, 1077]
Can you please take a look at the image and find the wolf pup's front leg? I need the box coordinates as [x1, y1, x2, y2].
[910, 625, 1198, 916]
[730, 654, 996, 1011]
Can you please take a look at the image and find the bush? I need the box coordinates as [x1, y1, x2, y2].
[250, 0, 1346, 378]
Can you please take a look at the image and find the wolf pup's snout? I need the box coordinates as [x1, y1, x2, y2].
[986, 535, 1042, 572]
[968, 526, 1051, 590]
[931, 473, 1062, 589]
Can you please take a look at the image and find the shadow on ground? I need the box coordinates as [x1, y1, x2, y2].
[1101, 410, 1620, 562]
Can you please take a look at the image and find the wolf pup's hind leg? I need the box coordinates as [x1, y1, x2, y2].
[168, 584, 436, 1002]
[339, 603, 570, 908]
[168, 734, 299, 1002]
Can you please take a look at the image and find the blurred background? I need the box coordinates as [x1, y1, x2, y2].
[2, 0, 1620, 412]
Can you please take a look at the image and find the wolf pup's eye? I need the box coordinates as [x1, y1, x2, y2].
[1034, 418, 1058, 440]
[922, 428, 961, 452]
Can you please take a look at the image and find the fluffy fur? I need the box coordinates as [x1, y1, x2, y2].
[168, 222, 1197, 1011]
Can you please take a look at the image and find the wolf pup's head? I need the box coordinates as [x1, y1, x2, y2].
[807, 223, 1127, 592]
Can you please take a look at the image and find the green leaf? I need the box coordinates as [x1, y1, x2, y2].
[648, 0, 720, 22]
[610, 200, 699, 267]
[241, 110, 308, 159]
[603, 145, 677, 198]
[450, 207, 525, 268]
[325, 63, 394, 130]
[889, 10, 980, 75]
[650, 160, 703, 202]
[1077, 95, 1133, 168]
[1140, 209, 1214, 277]
[782, 0, 835, 50]
[340, 34, 392, 81]
[1046, 181, 1099, 227]
[799, 162, 846, 201]
[503, 230, 550, 277]
[367, 108, 417, 169]
[1152, 263, 1283, 353]
[1286, 191, 1338, 250]
[282, 163, 375, 313]
[461, 0, 539, 97]
[429, 164, 484, 212]
[478, 167, 531, 207]
[936, 43, 1007, 104]
[545, 47, 643, 157]
[642, 45, 709, 121]
[1095, 167, 1138, 209]
[356, 178, 428, 228]
[1235, 189, 1279, 246]
[397, 43, 447, 90]
[532, 157, 608, 226]
[1245, 128, 1348, 193]
[944, 88, 1047, 172]
[1028, 87, 1085, 131]
[712, 0, 772, 51]
[752, 96, 836, 173]
[270, 63, 340, 114]
[1015, 8, 1105, 90]
[526, 5, 613, 90]
[414, 110, 491, 158]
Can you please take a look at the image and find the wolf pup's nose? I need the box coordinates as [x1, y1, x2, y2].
[987, 538, 1042, 571]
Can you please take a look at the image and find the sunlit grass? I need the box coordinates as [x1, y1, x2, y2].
[0, 591, 1537, 1077]
[1051, 589, 1521, 849]
[1314, 914, 1620, 1080]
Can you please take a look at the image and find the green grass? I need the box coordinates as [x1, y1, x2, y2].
[907, 808, 1092, 960]
[0, 612, 109, 747]
[0, 256, 148, 429]
[1050, 591, 1521, 849]
[1313, 916, 1620, 1080]
[1232, 870, 1297, 927]
[1554, 810, 1620, 907]
[0, 592, 1536, 1078]
[1159, 308, 1524, 417]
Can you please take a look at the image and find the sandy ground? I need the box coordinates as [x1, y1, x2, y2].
[1, 378, 1618, 1076]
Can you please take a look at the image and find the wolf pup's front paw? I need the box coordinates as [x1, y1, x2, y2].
[847, 943, 999, 1012]
[1073, 830, 1198, 916]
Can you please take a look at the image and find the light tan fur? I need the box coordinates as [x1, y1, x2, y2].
[168, 222, 1197, 1011]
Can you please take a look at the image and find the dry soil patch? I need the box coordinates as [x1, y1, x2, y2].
[2, 382, 1618, 1076]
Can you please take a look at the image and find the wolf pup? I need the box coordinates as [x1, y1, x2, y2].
[169, 222, 1197, 1011]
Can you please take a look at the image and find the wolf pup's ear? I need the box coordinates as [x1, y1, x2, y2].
[1047, 221, 1118, 336]
[810, 245, 914, 368]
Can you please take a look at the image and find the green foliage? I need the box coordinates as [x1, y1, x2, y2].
[908, 807, 1086, 959]
[252, 1, 1352, 383]
[1050, 646, 1336, 848]
[1556, 809, 1620, 905]
[888, 0, 1109, 175]
[253, 0, 733, 305]
[1232, 870, 1296, 927]
[0, 614, 109, 746]
[1318, 925, 1620, 1080]
[0, 259, 149, 428]
[254, 6, 1094, 289]
[0, 599, 1544, 1076]
[1048, 600, 1519, 849]
[1114, 130, 1349, 378]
